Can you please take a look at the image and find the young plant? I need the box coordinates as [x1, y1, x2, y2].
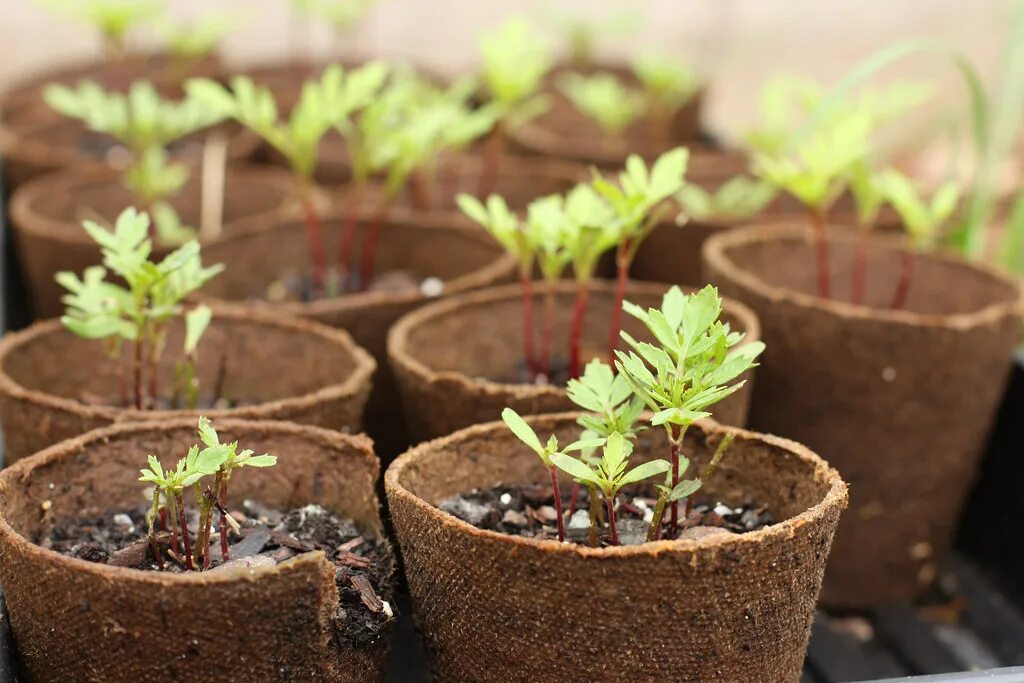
[186, 63, 389, 294]
[614, 285, 764, 534]
[525, 195, 573, 378]
[36, 0, 160, 57]
[874, 169, 960, 309]
[543, 7, 642, 68]
[646, 432, 734, 541]
[674, 176, 778, 223]
[549, 431, 669, 545]
[632, 54, 701, 134]
[140, 416, 276, 571]
[292, 0, 378, 58]
[847, 161, 885, 305]
[593, 147, 689, 364]
[160, 9, 235, 72]
[57, 208, 223, 410]
[458, 195, 538, 374]
[477, 17, 553, 195]
[557, 72, 645, 140]
[44, 80, 222, 244]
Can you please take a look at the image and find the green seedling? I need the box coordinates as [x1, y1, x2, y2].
[44, 80, 222, 244]
[632, 54, 701, 132]
[745, 74, 824, 156]
[593, 147, 689, 367]
[646, 432, 734, 541]
[557, 72, 645, 139]
[57, 208, 223, 410]
[847, 160, 884, 305]
[675, 175, 778, 223]
[36, 0, 160, 57]
[161, 9, 236, 69]
[525, 195, 573, 376]
[875, 168, 960, 309]
[550, 431, 669, 545]
[615, 285, 763, 533]
[541, 7, 642, 68]
[186, 63, 389, 294]
[293, 0, 378, 43]
[140, 416, 276, 571]
[477, 17, 553, 195]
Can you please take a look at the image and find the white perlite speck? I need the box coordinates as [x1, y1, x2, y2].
[499, 493, 512, 505]
[568, 510, 590, 529]
[420, 277, 444, 297]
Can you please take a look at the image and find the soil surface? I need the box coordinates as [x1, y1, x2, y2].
[263, 269, 441, 304]
[44, 501, 395, 648]
[439, 482, 774, 547]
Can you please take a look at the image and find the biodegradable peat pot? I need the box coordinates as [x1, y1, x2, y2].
[0, 418, 392, 681]
[386, 412, 847, 683]
[202, 212, 515, 456]
[9, 164, 292, 319]
[388, 280, 761, 443]
[703, 223, 1024, 607]
[0, 306, 375, 464]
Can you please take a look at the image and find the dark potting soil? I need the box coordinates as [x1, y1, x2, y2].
[43, 501, 395, 649]
[263, 269, 443, 304]
[439, 482, 774, 547]
[497, 348, 612, 387]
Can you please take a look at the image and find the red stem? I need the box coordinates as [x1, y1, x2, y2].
[809, 209, 831, 299]
[359, 199, 390, 291]
[477, 121, 506, 198]
[608, 241, 630, 363]
[540, 285, 554, 380]
[549, 466, 565, 543]
[669, 425, 681, 532]
[176, 493, 192, 570]
[520, 273, 538, 376]
[219, 478, 230, 562]
[158, 507, 168, 532]
[566, 482, 580, 520]
[300, 195, 327, 295]
[337, 183, 364, 287]
[889, 249, 915, 310]
[606, 496, 619, 545]
[568, 280, 591, 379]
[851, 228, 868, 306]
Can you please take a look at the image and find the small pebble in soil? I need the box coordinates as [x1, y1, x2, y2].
[438, 482, 775, 546]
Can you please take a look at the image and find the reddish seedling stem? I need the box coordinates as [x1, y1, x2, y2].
[219, 478, 230, 562]
[851, 228, 868, 306]
[606, 496, 620, 545]
[549, 466, 566, 542]
[359, 198, 391, 291]
[669, 425, 682, 532]
[566, 482, 580, 520]
[337, 183, 364, 286]
[809, 209, 831, 299]
[477, 121, 506, 198]
[607, 240, 631, 363]
[175, 492, 193, 570]
[519, 273, 538, 376]
[889, 249, 916, 311]
[158, 507, 168, 532]
[299, 194, 327, 294]
[539, 285, 555, 379]
[568, 280, 591, 379]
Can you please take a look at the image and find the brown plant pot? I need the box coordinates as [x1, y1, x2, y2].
[201, 211, 516, 457]
[386, 412, 848, 682]
[0, 306, 375, 464]
[0, 418, 392, 681]
[9, 164, 293, 319]
[702, 223, 1024, 607]
[387, 280, 761, 443]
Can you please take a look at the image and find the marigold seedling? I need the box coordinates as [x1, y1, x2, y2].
[160, 9, 236, 68]
[557, 72, 645, 139]
[632, 54, 701, 131]
[674, 176, 777, 223]
[36, 0, 159, 57]
[57, 207, 223, 410]
[615, 285, 763, 532]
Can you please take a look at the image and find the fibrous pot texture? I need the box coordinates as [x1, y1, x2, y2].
[0, 306, 375, 464]
[385, 412, 847, 683]
[9, 164, 292, 318]
[702, 223, 1024, 607]
[388, 279, 761, 443]
[0, 418, 390, 682]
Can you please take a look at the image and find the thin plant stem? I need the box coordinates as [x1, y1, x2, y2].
[889, 249, 916, 310]
[299, 188, 327, 295]
[477, 120, 506, 198]
[608, 240, 630, 362]
[549, 466, 565, 542]
[851, 226, 869, 305]
[175, 491, 193, 570]
[568, 279, 591, 379]
[184, 353, 199, 410]
[808, 208, 831, 299]
[147, 488, 164, 570]
[218, 477, 230, 562]
[519, 271, 538, 376]
[539, 281, 555, 380]
[605, 495, 619, 545]
[566, 482, 580, 520]
[586, 484, 600, 547]
[668, 424, 687, 532]
[359, 197, 391, 291]
[647, 494, 667, 542]
[337, 181, 365, 289]
[167, 493, 181, 560]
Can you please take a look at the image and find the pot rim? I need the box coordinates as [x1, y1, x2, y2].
[0, 304, 376, 423]
[387, 279, 761, 399]
[208, 210, 518, 316]
[8, 163, 289, 246]
[0, 417, 378, 585]
[385, 411, 847, 559]
[703, 222, 1024, 328]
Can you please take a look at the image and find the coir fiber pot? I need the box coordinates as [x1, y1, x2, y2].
[0, 418, 393, 681]
[385, 412, 848, 682]
[201, 211, 515, 457]
[388, 280, 760, 443]
[0, 305, 375, 464]
[702, 223, 1024, 607]
[9, 164, 291, 319]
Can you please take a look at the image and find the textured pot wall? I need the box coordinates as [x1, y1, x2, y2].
[386, 413, 847, 682]
[703, 224, 1023, 607]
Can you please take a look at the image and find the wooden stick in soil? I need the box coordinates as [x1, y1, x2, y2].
[477, 120, 506, 198]
[808, 208, 831, 299]
[199, 131, 228, 242]
[568, 279, 591, 379]
[299, 189, 328, 295]
[337, 184, 364, 291]
[605, 495, 620, 545]
[607, 239, 630, 363]
[888, 249, 915, 310]
[850, 228, 869, 306]
[548, 466, 566, 542]
[358, 198, 391, 291]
